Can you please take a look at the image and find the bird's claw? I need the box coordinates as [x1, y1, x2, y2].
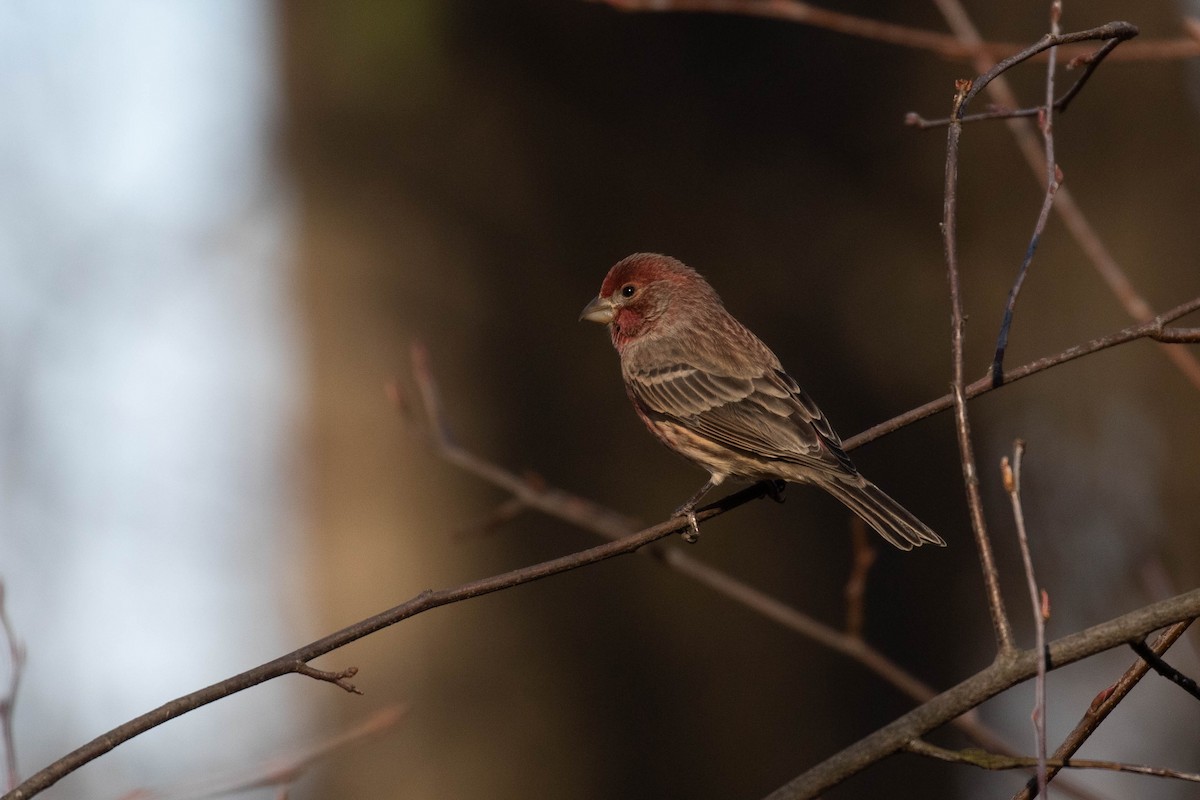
[765, 480, 787, 504]
[681, 511, 701, 543]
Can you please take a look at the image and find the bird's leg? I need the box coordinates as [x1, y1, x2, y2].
[673, 475, 722, 544]
[765, 479, 787, 504]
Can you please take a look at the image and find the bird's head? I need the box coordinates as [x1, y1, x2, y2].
[579, 253, 713, 351]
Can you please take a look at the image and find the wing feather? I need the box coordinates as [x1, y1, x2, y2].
[626, 360, 855, 476]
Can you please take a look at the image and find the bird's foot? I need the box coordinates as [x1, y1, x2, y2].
[681, 511, 701, 543]
[672, 503, 702, 543]
[765, 480, 787, 504]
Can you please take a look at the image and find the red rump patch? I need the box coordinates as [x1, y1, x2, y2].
[599, 253, 697, 297]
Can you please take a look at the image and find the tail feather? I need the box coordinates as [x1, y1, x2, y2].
[821, 477, 944, 551]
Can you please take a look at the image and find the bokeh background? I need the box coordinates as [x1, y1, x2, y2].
[2, 1, 1198, 798]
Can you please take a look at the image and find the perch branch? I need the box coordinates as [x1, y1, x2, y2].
[2, 501, 727, 800]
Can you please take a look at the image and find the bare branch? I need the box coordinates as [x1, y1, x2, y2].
[1013, 621, 1193, 800]
[844, 296, 1200, 450]
[762, 588, 1200, 800]
[0, 582, 26, 792]
[907, 739, 1200, 785]
[843, 518, 876, 640]
[1129, 639, 1200, 702]
[294, 665, 363, 695]
[932, 0, 1200, 392]
[944, 73, 1015, 654]
[591, 1, 1199, 63]
[119, 706, 404, 800]
[1003, 439, 1047, 796]
[2, 504, 717, 800]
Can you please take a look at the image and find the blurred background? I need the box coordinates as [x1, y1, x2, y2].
[2, 1, 1198, 798]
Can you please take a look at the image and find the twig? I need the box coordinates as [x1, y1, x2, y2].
[843, 518, 875, 639]
[761, 587, 1200, 800]
[3, 500, 722, 800]
[844, 295, 1200, 450]
[932, 0, 1200, 393]
[944, 74, 1015, 654]
[1129, 639, 1200, 702]
[907, 739, 1200, 785]
[294, 665, 363, 695]
[0, 583, 25, 792]
[117, 706, 405, 800]
[591, 0, 1200, 63]
[991, 1, 1065, 385]
[905, 34, 1127, 131]
[398, 351, 1009, 749]
[1003, 440, 1047, 797]
[1013, 621, 1193, 800]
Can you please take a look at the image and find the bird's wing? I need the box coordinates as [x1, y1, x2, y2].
[626, 362, 856, 474]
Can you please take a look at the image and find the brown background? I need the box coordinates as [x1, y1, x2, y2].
[281, 2, 1200, 797]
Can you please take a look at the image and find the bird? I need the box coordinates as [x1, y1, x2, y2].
[579, 252, 944, 550]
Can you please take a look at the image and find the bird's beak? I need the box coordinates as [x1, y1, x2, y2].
[579, 295, 615, 324]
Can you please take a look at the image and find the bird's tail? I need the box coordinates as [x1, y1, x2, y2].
[821, 476, 945, 551]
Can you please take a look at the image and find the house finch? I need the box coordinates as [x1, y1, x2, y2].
[580, 253, 943, 550]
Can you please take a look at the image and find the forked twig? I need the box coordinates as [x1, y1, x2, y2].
[1012, 621, 1194, 800]
[931, 0, 1200, 393]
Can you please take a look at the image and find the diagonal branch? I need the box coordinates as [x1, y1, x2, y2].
[931, 0, 1200, 394]
[844, 295, 1200, 450]
[762, 589, 1200, 800]
[1013, 620, 1194, 800]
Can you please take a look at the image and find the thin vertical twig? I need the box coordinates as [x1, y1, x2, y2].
[992, 1, 1064, 384]
[945, 76, 1017, 655]
[0, 582, 25, 792]
[1003, 440, 1047, 797]
[843, 518, 876, 639]
[932, 0, 1200, 392]
[1013, 621, 1194, 800]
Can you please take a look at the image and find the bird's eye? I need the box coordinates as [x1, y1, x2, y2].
[621, 284, 636, 298]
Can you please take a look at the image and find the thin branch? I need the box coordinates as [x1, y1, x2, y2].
[1129, 639, 1200, 702]
[843, 518, 876, 639]
[991, 1, 1064, 385]
[932, 0, 1200, 393]
[591, 0, 1200, 63]
[119, 706, 405, 800]
[0, 583, 25, 792]
[1013, 621, 1193, 800]
[1003, 439, 1047, 797]
[944, 74, 1016, 654]
[3, 501, 723, 800]
[844, 295, 1200, 450]
[761, 588, 1200, 800]
[907, 739, 1200, 785]
[397, 351, 1004, 747]
[905, 35, 1127, 130]
[294, 665, 363, 695]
